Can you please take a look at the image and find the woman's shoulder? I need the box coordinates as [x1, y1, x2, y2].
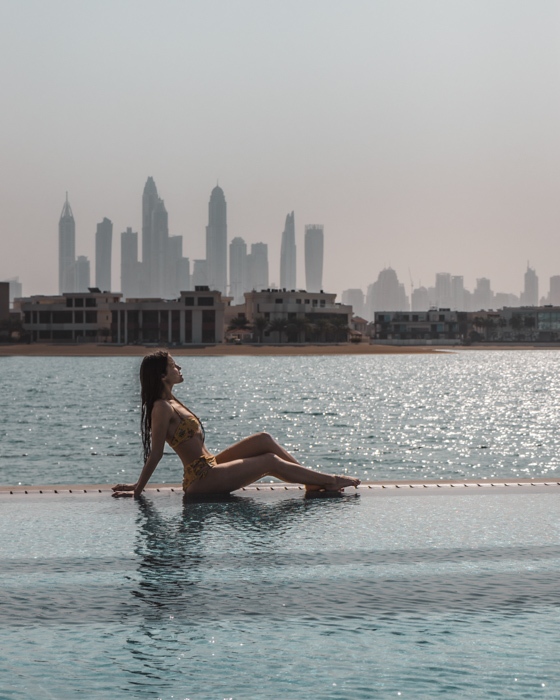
[152, 399, 173, 417]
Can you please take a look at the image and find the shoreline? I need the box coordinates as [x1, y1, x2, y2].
[0, 343, 443, 357]
[0, 342, 557, 357]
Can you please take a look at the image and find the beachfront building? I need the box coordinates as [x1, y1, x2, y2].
[374, 309, 468, 343]
[239, 289, 351, 343]
[481, 306, 560, 343]
[18, 289, 227, 345]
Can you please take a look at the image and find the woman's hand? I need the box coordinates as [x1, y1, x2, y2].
[111, 483, 137, 498]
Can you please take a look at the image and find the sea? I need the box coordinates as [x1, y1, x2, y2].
[1, 349, 560, 486]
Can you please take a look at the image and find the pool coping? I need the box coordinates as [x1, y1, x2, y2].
[1, 477, 559, 496]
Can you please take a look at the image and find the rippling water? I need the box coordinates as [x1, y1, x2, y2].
[2, 489, 560, 698]
[1, 350, 560, 485]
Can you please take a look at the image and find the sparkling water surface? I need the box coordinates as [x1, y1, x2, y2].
[1, 350, 560, 485]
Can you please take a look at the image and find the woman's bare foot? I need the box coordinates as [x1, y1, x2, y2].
[305, 476, 360, 492]
[111, 483, 136, 492]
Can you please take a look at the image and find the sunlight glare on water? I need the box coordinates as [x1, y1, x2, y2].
[1, 350, 560, 485]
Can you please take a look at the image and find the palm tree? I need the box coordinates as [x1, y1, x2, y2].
[227, 316, 251, 332]
[315, 318, 331, 343]
[287, 316, 311, 343]
[510, 315, 523, 331]
[330, 316, 350, 342]
[252, 316, 269, 343]
[268, 317, 289, 343]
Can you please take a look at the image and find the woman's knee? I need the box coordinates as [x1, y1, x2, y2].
[262, 451, 282, 469]
[258, 431, 276, 448]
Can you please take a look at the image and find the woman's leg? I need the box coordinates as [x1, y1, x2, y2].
[214, 432, 302, 466]
[186, 452, 360, 495]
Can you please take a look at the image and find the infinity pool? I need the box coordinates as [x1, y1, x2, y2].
[2, 486, 560, 699]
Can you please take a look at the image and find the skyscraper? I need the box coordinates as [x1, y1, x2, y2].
[121, 227, 140, 299]
[435, 273, 452, 308]
[59, 193, 76, 293]
[248, 243, 268, 291]
[151, 198, 169, 297]
[167, 235, 184, 298]
[206, 185, 227, 294]
[75, 256, 90, 292]
[192, 260, 208, 289]
[230, 237, 248, 304]
[141, 177, 159, 296]
[521, 264, 538, 306]
[549, 276, 560, 305]
[451, 276, 465, 310]
[366, 268, 409, 318]
[177, 257, 191, 293]
[280, 211, 296, 290]
[95, 217, 113, 292]
[304, 225, 324, 292]
[473, 278, 493, 310]
[411, 286, 429, 312]
[341, 289, 364, 317]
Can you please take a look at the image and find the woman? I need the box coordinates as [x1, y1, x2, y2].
[112, 350, 360, 498]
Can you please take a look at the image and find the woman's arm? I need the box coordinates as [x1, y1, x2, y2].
[112, 401, 171, 498]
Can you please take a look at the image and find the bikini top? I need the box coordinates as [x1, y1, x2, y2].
[168, 400, 205, 449]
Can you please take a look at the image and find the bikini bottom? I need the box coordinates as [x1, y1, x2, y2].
[183, 454, 217, 490]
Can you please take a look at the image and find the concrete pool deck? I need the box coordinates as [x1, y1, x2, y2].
[1, 477, 560, 496]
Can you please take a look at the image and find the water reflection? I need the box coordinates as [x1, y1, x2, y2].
[129, 492, 360, 623]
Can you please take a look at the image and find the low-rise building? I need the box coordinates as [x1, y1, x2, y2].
[242, 289, 352, 343]
[18, 288, 227, 344]
[374, 309, 468, 342]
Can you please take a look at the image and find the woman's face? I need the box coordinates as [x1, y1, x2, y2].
[164, 356, 184, 385]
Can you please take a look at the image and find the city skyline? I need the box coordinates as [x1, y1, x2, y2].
[54, 181, 560, 314]
[2, 2, 559, 299]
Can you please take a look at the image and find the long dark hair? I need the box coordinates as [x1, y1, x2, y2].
[140, 350, 169, 462]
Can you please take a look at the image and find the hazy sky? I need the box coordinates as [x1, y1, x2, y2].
[1, 0, 559, 299]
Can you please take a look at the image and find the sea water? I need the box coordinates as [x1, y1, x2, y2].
[1, 350, 560, 698]
[1, 350, 560, 486]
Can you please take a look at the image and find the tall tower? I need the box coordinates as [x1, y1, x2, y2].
[95, 217, 113, 292]
[206, 185, 227, 294]
[121, 227, 139, 299]
[304, 225, 324, 292]
[248, 242, 269, 291]
[151, 197, 169, 297]
[435, 273, 452, 309]
[521, 263, 538, 306]
[75, 255, 91, 292]
[59, 193, 76, 294]
[142, 177, 159, 296]
[280, 211, 296, 290]
[230, 237, 248, 304]
[166, 235, 183, 298]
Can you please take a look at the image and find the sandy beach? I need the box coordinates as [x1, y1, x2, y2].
[0, 342, 556, 357]
[0, 342, 447, 357]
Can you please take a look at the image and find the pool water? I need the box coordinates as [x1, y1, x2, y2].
[2, 487, 560, 699]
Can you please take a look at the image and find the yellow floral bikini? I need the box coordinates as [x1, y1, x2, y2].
[168, 402, 216, 490]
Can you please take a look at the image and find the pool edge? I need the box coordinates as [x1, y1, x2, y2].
[1, 477, 560, 496]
